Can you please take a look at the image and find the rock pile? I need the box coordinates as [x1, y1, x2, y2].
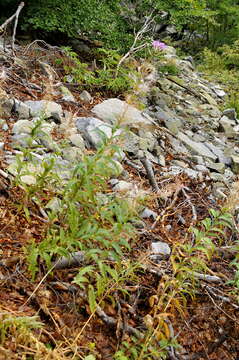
[0, 44, 238, 199]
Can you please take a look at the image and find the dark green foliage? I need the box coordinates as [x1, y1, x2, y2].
[1, 0, 239, 53]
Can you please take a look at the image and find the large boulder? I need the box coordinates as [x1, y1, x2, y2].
[92, 98, 155, 130]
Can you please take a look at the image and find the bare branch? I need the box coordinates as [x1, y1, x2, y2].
[0, 2, 25, 51]
[116, 12, 155, 75]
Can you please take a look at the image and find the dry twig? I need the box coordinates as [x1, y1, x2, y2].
[0, 2, 25, 51]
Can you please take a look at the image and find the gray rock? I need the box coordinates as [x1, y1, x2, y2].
[13, 100, 31, 119]
[45, 197, 62, 212]
[213, 87, 226, 98]
[183, 168, 201, 179]
[121, 131, 153, 156]
[140, 208, 158, 220]
[76, 117, 113, 148]
[0, 97, 14, 117]
[192, 134, 206, 142]
[69, 134, 85, 150]
[12, 120, 33, 134]
[231, 155, 239, 174]
[151, 241, 171, 259]
[111, 180, 135, 192]
[62, 147, 83, 161]
[92, 98, 155, 130]
[166, 166, 200, 179]
[60, 86, 75, 102]
[223, 108, 237, 121]
[219, 116, 236, 137]
[190, 155, 204, 165]
[195, 164, 208, 172]
[11, 134, 36, 148]
[204, 142, 231, 165]
[39, 136, 60, 152]
[108, 160, 124, 176]
[206, 162, 225, 173]
[24, 100, 63, 122]
[20, 175, 37, 185]
[2, 122, 8, 131]
[38, 61, 57, 79]
[165, 118, 182, 134]
[79, 90, 92, 103]
[177, 132, 217, 160]
[209, 172, 225, 182]
[170, 137, 190, 155]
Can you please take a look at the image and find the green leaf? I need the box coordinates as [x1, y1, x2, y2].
[88, 285, 97, 313]
[84, 355, 96, 360]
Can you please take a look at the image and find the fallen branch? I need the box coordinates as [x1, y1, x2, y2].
[166, 75, 209, 104]
[53, 251, 85, 270]
[140, 156, 159, 192]
[193, 272, 222, 283]
[204, 285, 239, 310]
[181, 187, 197, 222]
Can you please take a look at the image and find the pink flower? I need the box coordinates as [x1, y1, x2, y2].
[152, 40, 167, 50]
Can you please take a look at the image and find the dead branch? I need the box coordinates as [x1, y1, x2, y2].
[96, 304, 144, 339]
[166, 75, 209, 104]
[116, 12, 155, 75]
[53, 251, 85, 269]
[0, 2, 25, 51]
[181, 187, 197, 222]
[140, 156, 159, 192]
[204, 285, 239, 310]
[193, 272, 222, 283]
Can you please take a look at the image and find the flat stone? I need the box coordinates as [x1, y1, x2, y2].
[195, 164, 208, 172]
[190, 155, 204, 165]
[209, 172, 225, 181]
[151, 241, 171, 259]
[213, 87, 226, 97]
[121, 131, 153, 155]
[92, 98, 155, 130]
[111, 180, 135, 192]
[204, 142, 231, 165]
[164, 118, 182, 134]
[11, 134, 37, 148]
[177, 132, 217, 160]
[206, 162, 225, 173]
[20, 175, 36, 185]
[24, 100, 63, 122]
[200, 91, 217, 106]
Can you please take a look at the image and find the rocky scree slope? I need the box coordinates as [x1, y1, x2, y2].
[0, 41, 239, 358]
[1, 44, 238, 200]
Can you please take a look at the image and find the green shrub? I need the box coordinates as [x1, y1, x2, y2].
[62, 47, 137, 93]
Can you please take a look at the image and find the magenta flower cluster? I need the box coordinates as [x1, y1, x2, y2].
[152, 40, 167, 50]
